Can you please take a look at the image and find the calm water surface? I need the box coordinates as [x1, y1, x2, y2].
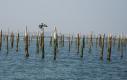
[0, 38, 127, 80]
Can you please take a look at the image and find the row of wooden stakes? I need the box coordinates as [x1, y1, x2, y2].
[0, 30, 127, 61]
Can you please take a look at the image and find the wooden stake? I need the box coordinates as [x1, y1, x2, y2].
[68, 33, 71, 52]
[10, 32, 14, 48]
[50, 33, 52, 46]
[54, 38, 57, 60]
[36, 32, 39, 53]
[77, 33, 80, 53]
[121, 38, 124, 59]
[107, 34, 112, 61]
[100, 34, 105, 60]
[117, 35, 121, 51]
[41, 32, 45, 58]
[80, 37, 84, 58]
[99, 34, 102, 48]
[6, 33, 8, 53]
[90, 33, 93, 47]
[24, 27, 29, 57]
[62, 34, 64, 47]
[83, 35, 85, 48]
[0, 30, 2, 50]
[53, 27, 58, 60]
[16, 32, 19, 52]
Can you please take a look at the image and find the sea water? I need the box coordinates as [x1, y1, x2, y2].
[0, 37, 127, 80]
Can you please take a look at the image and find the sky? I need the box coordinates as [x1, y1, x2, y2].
[0, 0, 127, 34]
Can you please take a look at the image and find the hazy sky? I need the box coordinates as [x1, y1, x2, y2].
[0, 0, 127, 34]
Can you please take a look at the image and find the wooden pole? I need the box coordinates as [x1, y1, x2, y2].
[0, 30, 2, 50]
[54, 38, 57, 60]
[71, 35, 73, 46]
[113, 36, 116, 47]
[53, 27, 58, 60]
[99, 34, 102, 48]
[90, 33, 93, 47]
[6, 33, 8, 53]
[41, 30, 45, 58]
[80, 37, 84, 58]
[96, 36, 98, 48]
[36, 32, 39, 53]
[10, 32, 14, 48]
[100, 34, 105, 60]
[50, 33, 52, 46]
[117, 35, 121, 51]
[83, 35, 85, 48]
[62, 34, 64, 47]
[77, 33, 80, 53]
[121, 38, 124, 59]
[68, 33, 71, 52]
[16, 32, 19, 52]
[24, 27, 29, 57]
[107, 34, 112, 61]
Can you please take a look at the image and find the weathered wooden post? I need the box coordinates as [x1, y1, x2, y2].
[99, 34, 102, 48]
[68, 33, 71, 52]
[100, 34, 105, 60]
[10, 32, 14, 48]
[117, 35, 121, 51]
[77, 33, 80, 53]
[16, 32, 19, 52]
[39, 22, 48, 59]
[6, 33, 8, 53]
[125, 37, 127, 49]
[80, 36, 84, 58]
[39, 33, 41, 47]
[90, 33, 93, 47]
[28, 35, 30, 46]
[24, 27, 29, 57]
[83, 35, 85, 48]
[96, 35, 98, 48]
[113, 36, 116, 47]
[53, 27, 58, 60]
[3, 33, 5, 41]
[62, 34, 64, 47]
[36, 32, 39, 53]
[41, 32, 44, 58]
[50, 33, 52, 46]
[120, 34, 126, 59]
[121, 38, 124, 59]
[123, 36, 127, 56]
[0, 30, 2, 50]
[71, 35, 73, 46]
[75, 36, 77, 48]
[107, 34, 112, 61]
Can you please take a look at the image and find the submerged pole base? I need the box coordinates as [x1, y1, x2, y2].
[42, 53, 44, 59]
[41, 48, 45, 59]
[16, 49, 18, 52]
[107, 57, 111, 61]
[25, 53, 29, 57]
